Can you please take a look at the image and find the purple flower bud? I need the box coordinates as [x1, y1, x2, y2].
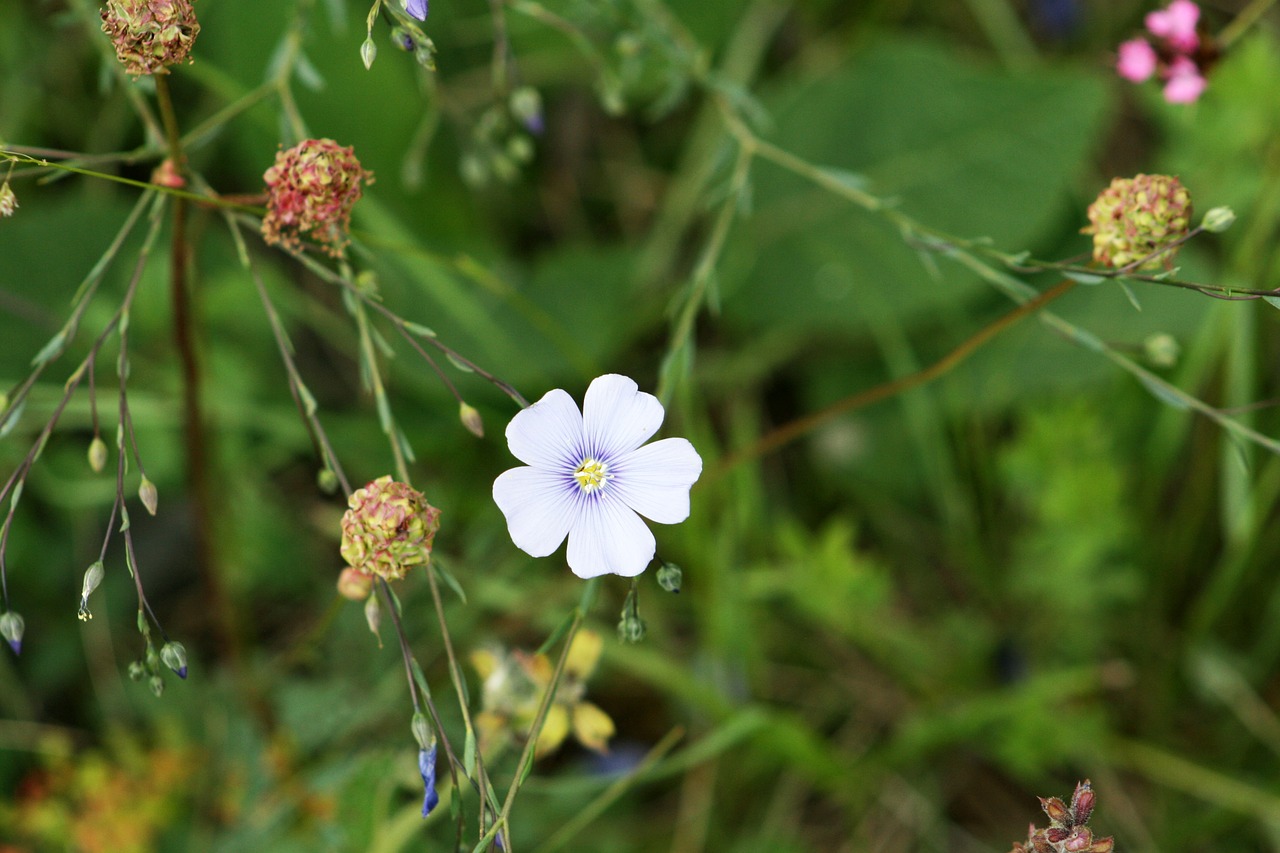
[418, 744, 439, 817]
[405, 0, 428, 21]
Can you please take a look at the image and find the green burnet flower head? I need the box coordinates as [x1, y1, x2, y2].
[340, 476, 441, 581]
[1083, 174, 1192, 270]
[100, 0, 200, 77]
[262, 138, 373, 258]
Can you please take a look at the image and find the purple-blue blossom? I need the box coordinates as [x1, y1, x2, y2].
[405, 0, 428, 21]
[419, 744, 439, 817]
[492, 374, 702, 578]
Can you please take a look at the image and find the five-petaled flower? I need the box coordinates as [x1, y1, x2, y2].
[492, 374, 701, 578]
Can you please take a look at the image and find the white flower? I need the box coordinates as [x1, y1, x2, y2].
[492, 374, 702, 578]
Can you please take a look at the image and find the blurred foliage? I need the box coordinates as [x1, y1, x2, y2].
[4, 0, 1280, 851]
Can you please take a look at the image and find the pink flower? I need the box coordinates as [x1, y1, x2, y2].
[1116, 39, 1158, 82]
[1145, 0, 1200, 53]
[1163, 56, 1207, 103]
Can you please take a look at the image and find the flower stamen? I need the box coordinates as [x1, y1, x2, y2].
[573, 459, 609, 493]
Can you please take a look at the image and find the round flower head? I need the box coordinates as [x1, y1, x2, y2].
[1082, 174, 1192, 270]
[492, 374, 702, 579]
[100, 0, 200, 76]
[262, 139, 373, 258]
[340, 476, 441, 581]
[1116, 39, 1157, 83]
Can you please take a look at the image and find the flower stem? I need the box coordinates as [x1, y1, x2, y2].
[156, 75, 240, 663]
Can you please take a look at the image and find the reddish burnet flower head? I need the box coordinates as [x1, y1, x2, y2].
[100, 0, 200, 76]
[1083, 174, 1192, 270]
[262, 138, 373, 258]
[340, 476, 441, 581]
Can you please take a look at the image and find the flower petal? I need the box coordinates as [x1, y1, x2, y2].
[506, 389, 584, 469]
[613, 438, 702, 523]
[582, 374, 664, 459]
[493, 467, 575, 557]
[566, 496, 655, 578]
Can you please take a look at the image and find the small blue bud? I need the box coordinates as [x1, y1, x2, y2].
[418, 744, 439, 817]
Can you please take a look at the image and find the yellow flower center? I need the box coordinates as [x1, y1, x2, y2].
[573, 459, 609, 493]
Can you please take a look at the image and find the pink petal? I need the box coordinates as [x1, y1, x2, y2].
[1116, 39, 1157, 82]
[1163, 61, 1207, 103]
[566, 496, 656, 578]
[1146, 0, 1199, 52]
[582, 374, 665, 458]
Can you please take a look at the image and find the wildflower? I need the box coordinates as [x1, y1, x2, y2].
[1163, 55, 1207, 103]
[261, 139, 373, 258]
[340, 476, 441, 581]
[1116, 38, 1158, 82]
[1082, 174, 1192, 270]
[418, 744, 439, 817]
[1114, 1, 1215, 104]
[0, 181, 17, 217]
[100, 0, 200, 76]
[405, 0, 428, 20]
[1009, 780, 1113, 853]
[1145, 0, 1199, 53]
[492, 374, 702, 579]
[472, 629, 616, 759]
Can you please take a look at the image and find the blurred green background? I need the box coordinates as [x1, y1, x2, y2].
[3, 0, 1280, 850]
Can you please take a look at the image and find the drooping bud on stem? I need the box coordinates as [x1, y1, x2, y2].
[88, 436, 108, 473]
[656, 560, 683, 593]
[160, 640, 188, 679]
[0, 611, 24, 655]
[78, 561, 105, 621]
[459, 402, 484, 438]
[139, 476, 159, 516]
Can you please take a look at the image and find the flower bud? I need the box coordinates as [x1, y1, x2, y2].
[656, 560, 682, 593]
[459, 402, 484, 438]
[139, 476, 158, 516]
[418, 744, 439, 817]
[1083, 174, 1192, 269]
[100, 0, 200, 77]
[337, 567, 374, 601]
[160, 641, 188, 679]
[1200, 206, 1236, 233]
[1070, 780, 1096, 826]
[360, 36, 377, 70]
[1143, 333, 1180, 368]
[0, 611, 24, 655]
[149, 674, 165, 697]
[78, 561, 105, 621]
[0, 182, 17, 218]
[128, 660, 146, 681]
[617, 609, 646, 644]
[88, 436, 108, 473]
[509, 87, 545, 135]
[1039, 796, 1070, 825]
[340, 476, 441, 581]
[411, 711, 432, 750]
[317, 467, 340, 494]
[365, 591, 383, 645]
